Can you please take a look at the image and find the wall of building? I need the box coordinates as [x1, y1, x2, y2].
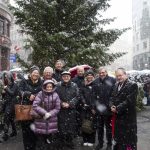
[0, 0, 12, 71]
[132, 0, 150, 70]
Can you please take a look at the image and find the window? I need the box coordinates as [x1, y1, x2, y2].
[136, 44, 139, 51]
[143, 41, 147, 49]
[0, 19, 4, 35]
[6, 22, 10, 37]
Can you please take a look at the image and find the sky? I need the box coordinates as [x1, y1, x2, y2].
[106, 0, 132, 28]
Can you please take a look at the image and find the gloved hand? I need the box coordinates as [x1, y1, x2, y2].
[43, 113, 51, 120]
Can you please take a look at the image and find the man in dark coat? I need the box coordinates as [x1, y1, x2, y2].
[1, 71, 18, 141]
[110, 68, 138, 150]
[56, 71, 79, 149]
[72, 66, 85, 135]
[53, 60, 64, 82]
[143, 79, 150, 105]
[72, 66, 85, 89]
[93, 67, 116, 150]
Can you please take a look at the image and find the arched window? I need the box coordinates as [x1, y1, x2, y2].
[0, 17, 4, 35]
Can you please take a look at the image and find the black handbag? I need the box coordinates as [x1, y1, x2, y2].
[81, 118, 94, 134]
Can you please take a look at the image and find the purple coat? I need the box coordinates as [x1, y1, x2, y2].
[32, 88, 60, 135]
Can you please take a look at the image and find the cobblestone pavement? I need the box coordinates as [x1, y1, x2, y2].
[0, 107, 150, 150]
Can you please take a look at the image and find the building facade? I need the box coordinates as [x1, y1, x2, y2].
[10, 21, 32, 69]
[133, 0, 150, 70]
[0, 0, 12, 71]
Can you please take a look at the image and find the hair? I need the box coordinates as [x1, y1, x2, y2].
[115, 68, 126, 75]
[98, 67, 107, 73]
[43, 66, 54, 74]
[30, 65, 40, 73]
[55, 59, 65, 66]
[77, 65, 84, 71]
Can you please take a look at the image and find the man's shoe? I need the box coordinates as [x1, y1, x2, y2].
[66, 141, 75, 149]
[83, 143, 88, 146]
[106, 145, 112, 150]
[87, 143, 94, 147]
[95, 144, 103, 150]
[9, 132, 17, 137]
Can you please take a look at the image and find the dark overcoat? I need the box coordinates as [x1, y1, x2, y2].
[110, 79, 138, 146]
[56, 81, 79, 135]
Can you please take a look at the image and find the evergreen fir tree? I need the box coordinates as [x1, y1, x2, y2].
[10, 0, 127, 69]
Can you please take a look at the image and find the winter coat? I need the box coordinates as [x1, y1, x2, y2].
[1, 72, 18, 114]
[53, 69, 64, 82]
[72, 76, 85, 89]
[92, 76, 116, 115]
[19, 77, 42, 105]
[56, 81, 79, 135]
[110, 79, 138, 145]
[32, 88, 60, 135]
[80, 81, 97, 129]
[2, 83, 18, 114]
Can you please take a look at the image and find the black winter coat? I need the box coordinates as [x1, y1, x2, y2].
[53, 69, 64, 82]
[19, 78, 42, 105]
[2, 83, 18, 114]
[80, 81, 95, 110]
[72, 76, 85, 89]
[80, 82, 97, 128]
[56, 81, 79, 135]
[92, 76, 116, 115]
[110, 79, 138, 145]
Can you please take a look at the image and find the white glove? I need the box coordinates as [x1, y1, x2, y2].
[43, 113, 51, 120]
[30, 123, 35, 131]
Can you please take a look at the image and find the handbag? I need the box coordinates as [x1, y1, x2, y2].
[81, 118, 94, 134]
[15, 93, 32, 121]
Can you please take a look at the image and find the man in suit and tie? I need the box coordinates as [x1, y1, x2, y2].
[110, 68, 138, 150]
[93, 67, 116, 150]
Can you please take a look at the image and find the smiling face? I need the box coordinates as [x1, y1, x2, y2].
[43, 67, 53, 80]
[115, 69, 127, 83]
[77, 67, 85, 77]
[45, 83, 53, 92]
[86, 74, 94, 82]
[99, 68, 107, 80]
[30, 70, 40, 81]
[62, 74, 71, 83]
[55, 61, 63, 70]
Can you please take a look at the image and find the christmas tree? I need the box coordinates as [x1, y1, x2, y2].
[10, 0, 127, 69]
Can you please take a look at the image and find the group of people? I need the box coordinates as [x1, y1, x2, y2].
[0, 60, 138, 150]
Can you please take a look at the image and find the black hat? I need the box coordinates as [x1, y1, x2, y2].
[61, 71, 71, 76]
[30, 65, 40, 73]
[85, 70, 94, 77]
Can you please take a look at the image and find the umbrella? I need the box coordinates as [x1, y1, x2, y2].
[69, 65, 92, 78]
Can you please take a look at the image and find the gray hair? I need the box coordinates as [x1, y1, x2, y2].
[115, 68, 126, 75]
[98, 67, 107, 73]
[43, 66, 54, 74]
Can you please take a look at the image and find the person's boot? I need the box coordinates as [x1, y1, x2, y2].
[65, 141, 75, 149]
[95, 143, 103, 150]
[2, 133, 9, 141]
[9, 131, 17, 137]
[106, 145, 112, 150]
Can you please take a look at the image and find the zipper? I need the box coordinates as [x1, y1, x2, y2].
[46, 95, 50, 134]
